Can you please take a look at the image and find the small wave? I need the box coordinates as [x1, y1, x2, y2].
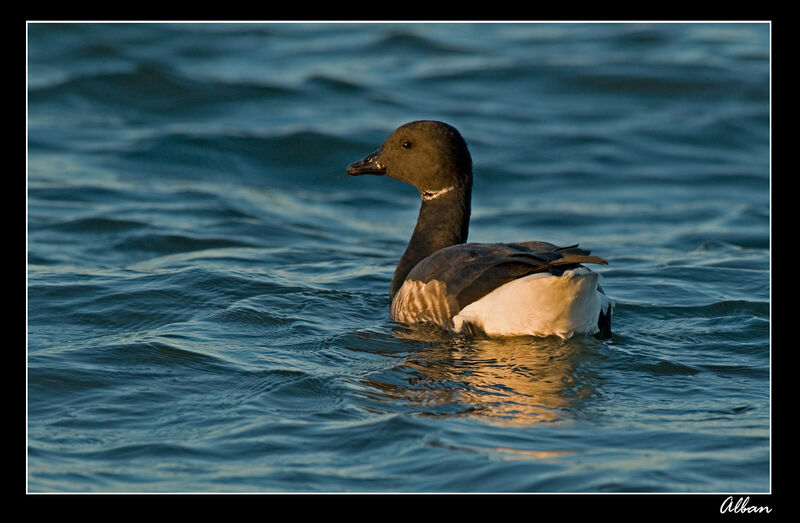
[28, 63, 294, 115]
[369, 29, 475, 56]
[40, 216, 148, 234]
[117, 128, 359, 183]
[28, 184, 140, 205]
[102, 340, 230, 369]
[631, 358, 700, 376]
[563, 64, 729, 98]
[299, 74, 370, 95]
[626, 299, 768, 318]
[115, 232, 252, 256]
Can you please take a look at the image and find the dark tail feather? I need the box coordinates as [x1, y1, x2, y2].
[551, 253, 609, 266]
[598, 303, 613, 339]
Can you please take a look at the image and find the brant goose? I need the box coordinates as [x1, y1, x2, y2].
[348, 120, 613, 339]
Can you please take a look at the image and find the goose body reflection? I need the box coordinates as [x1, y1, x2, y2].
[363, 327, 602, 427]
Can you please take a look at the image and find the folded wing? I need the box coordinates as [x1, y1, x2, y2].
[404, 241, 608, 314]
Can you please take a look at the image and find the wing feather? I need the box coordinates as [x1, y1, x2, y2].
[404, 242, 608, 313]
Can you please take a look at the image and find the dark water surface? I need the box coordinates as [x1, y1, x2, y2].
[27, 22, 770, 493]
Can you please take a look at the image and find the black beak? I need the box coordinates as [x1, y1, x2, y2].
[347, 149, 385, 176]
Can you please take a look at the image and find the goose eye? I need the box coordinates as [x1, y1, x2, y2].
[401, 140, 412, 149]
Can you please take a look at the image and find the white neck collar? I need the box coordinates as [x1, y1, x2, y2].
[421, 185, 457, 201]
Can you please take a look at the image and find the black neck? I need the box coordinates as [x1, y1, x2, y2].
[390, 183, 472, 298]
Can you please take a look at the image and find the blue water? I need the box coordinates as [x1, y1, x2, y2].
[27, 22, 770, 493]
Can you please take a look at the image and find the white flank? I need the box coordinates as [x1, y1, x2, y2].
[452, 267, 606, 339]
